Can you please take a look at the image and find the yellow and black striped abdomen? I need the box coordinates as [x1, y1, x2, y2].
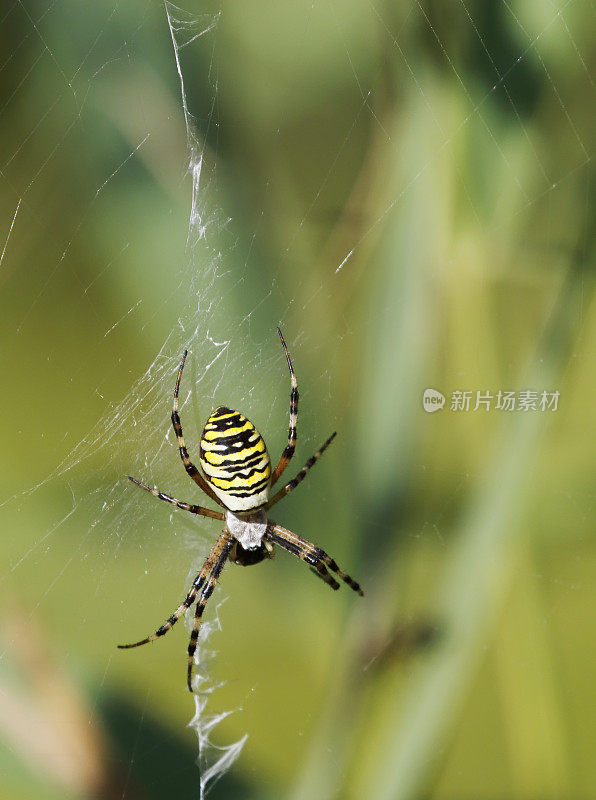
[199, 406, 271, 512]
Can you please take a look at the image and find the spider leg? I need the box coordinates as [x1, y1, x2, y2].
[187, 532, 234, 692]
[171, 351, 225, 508]
[316, 549, 363, 596]
[308, 565, 340, 590]
[266, 527, 339, 590]
[266, 432, 336, 510]
[118, 568, 209, 650]
[270, 328, 299, 486]
[128, 477, 224, 521]
[266, 523, 363, 596]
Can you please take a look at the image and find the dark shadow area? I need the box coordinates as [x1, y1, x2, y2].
[101, 692, 258, 800]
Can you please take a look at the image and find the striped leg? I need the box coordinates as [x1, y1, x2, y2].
[266, 432, 336, 510]
[118, 570, 209, 650]
[308, 564, 340, 590]
[171, 351, 225, 508]
[187, 532, 234, 692]
[266, 524, 363, 596]
[317, 550, 363, 596]
[270, 328, 299, 486]
[266, 526, 338, 590]
[128, 476, 224, 521]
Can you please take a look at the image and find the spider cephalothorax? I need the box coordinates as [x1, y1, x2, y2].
[118, 329, 363, 691]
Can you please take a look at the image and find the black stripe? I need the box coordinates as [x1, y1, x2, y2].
[268, 532, 301, 557]
[171, 412, 183, 431]
[310, 564, 340, 590]
[223, 480, 270, 497]
[213, 405, 234, 415]
[201, 427, 262, 450]
[206, 414, 246, 432]
[202, 583, 215, 602]
[211, 462, 269, 481]
[268, 532, 317, 565]
[210, 452, 268, 472]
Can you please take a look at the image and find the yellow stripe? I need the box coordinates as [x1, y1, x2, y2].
[203, 456, 270, 477]
[210, 411, 239, 421]
[211, 470, 270, 490]
[203, 421, 253, 441]
[203, 441, 265, 465]
[202, 437, 264, 453]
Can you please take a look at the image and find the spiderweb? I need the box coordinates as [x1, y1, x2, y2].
[0, 2, 266, 797]
[0, 1, 593, 799]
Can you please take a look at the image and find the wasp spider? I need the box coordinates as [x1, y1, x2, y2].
[119, 328, 363, 691]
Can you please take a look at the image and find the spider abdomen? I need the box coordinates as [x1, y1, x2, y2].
[199, 406, 271, 511]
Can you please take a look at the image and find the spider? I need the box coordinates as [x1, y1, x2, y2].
[118, 328, 363, 692]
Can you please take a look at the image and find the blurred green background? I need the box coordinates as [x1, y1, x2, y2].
[0, 1, 594, 798]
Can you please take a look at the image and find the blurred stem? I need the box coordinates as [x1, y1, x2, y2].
[495, 548, 569, 796]
[289, 196, 593, 800]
